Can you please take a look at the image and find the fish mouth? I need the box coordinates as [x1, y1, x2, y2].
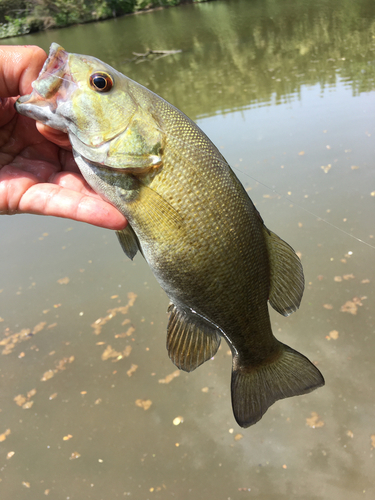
[15, 43, 72, 131]
[32, 43, 69, 99]
[16, 43, 69, 109]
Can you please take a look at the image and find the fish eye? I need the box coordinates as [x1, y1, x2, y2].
[89, 72, 114, 92]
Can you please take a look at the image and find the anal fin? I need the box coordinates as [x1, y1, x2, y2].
[167, 304, 221, 372]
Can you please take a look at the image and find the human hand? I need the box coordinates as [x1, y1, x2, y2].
[0, 45, 127, 230]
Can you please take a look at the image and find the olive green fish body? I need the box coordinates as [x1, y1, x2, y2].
[16, 44, 324, 427]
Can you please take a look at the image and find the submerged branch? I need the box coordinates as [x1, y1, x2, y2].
[128, 49, 182, 63]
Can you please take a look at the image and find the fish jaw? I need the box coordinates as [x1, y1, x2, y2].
[16, 43, 162, 170]
[15, 43, 75, 133]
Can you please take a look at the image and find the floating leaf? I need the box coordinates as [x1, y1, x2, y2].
[173, 416, 184, 426]
[101, 345, 132, 361]
[343, 274, 355, 280]
[41, 370, 54, 381]
[127, 364, 138, 377]
[306, 411, 324, 428]
[22, 401, 34, 409]
[115, 326, 135, 338]
[1, 327, 31, 355]
[41, 356, 74, 381]
[321, 164, 331, 173]
[135, 399, 152, 410]
[57, 277, 70, 285]
[14, 394, 27, 407]
[328, 330, 339, 340]
[0, 429, 11, 442]
[158, 370, 180, 384]
[340, 297, 364, 315]
[91, 293, 137, 335]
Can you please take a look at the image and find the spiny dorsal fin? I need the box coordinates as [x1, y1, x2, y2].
[231, 343, 325, 428]
[116, 224, 142, 260]
[263, 227, 304, 316]
[167, 304, 221, 372]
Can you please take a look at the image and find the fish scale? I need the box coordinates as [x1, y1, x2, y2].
[16, 43, 324, 427]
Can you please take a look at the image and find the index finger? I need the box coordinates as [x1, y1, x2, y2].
[0, 45, 47, 97]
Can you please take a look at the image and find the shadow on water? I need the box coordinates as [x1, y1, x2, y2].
[1, 0, 375, 498]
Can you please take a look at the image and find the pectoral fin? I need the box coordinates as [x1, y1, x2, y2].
[263, 227, 304, 316]
[129, 182, 184, 235]
[116, 224, 142, 260]
[167, 304, 221, 372]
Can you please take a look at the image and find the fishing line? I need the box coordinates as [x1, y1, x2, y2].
[233, 166, 375, 251]
[40, 69, 375, 250]
[153, 122, 375, 250]
[43, 71, 73, 85]
[157, 125, 375, 251]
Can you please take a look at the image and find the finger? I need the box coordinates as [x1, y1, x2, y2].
[36, 122, 71, 149]
[51, 171, 103, 197]
[0, 166, 109, 214]
[17, 183, 127, 230]
[0, 45, 47, 97]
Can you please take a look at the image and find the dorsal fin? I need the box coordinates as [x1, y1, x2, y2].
[263, 227, 304, 316]
[167, 304, 221, 372]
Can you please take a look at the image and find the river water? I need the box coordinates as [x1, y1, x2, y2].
[1, 0, 375, 498]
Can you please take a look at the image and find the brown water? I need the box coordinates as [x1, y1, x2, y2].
[1, 0, 375, 498]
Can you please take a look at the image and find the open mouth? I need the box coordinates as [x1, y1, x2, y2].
[15, 43, 71, 126]
[31, 43, 69, 100]
[16, 43, 69, 110]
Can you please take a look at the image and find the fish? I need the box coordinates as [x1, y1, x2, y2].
[16, 43, 324, 427]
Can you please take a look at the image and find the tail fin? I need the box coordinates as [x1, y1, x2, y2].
[231, 343, 324, 428]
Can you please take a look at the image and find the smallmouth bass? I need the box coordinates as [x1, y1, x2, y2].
[16, 44, 324, 427]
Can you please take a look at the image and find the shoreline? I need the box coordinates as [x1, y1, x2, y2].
[0, 0, 208, 40]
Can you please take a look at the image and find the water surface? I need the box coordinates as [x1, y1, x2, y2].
[1, 1, 375, 499]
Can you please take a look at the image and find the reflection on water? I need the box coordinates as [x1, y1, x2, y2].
[1, 0, 375, 498]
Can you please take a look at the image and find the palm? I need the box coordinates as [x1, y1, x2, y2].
[0, 96, 126, 230]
